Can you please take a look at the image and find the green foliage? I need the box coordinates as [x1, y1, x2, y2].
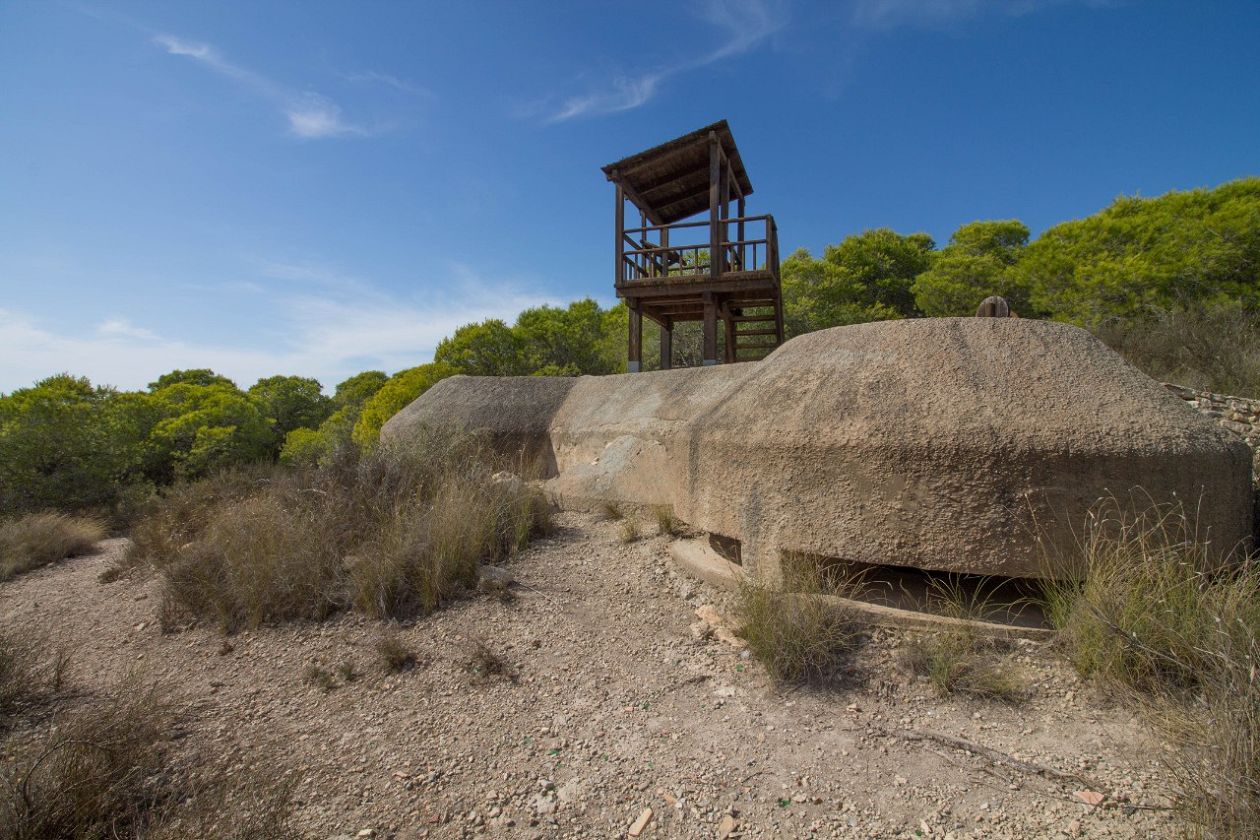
[0, 375, 146, 516]
[147, 381, 273, 481]
[1018, 178, 1260, 324]
[351, 362, 458, 448]
[147, 368, 235, 390]
[331, 370, 388, 408]
[781, 228, 934, 336]
[435, 319, 528, 376]
[248, 375, 331, 441]
[912, 220, 1032, 316]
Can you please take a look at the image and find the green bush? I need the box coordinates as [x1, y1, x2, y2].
[351, 362, 458, 448]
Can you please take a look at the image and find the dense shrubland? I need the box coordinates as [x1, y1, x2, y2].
[122, 432, 552, 633]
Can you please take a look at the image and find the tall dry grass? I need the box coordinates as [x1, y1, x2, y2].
[736, 555, 864, 685]
[128, 430, 553, 632]
[1045, 499, 1260, 837]
[0, 513, 105, 581]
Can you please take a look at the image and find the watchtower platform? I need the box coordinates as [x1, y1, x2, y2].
[602, 121, 783, 370]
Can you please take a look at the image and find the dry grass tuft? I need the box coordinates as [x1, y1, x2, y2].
[736, 559, 863, 685]
[464, 639, 516, 684]
[653, 505, 682, 537]
[0, 627, 70, 722]
[898, 576, 1024, 703]
[0, 512, 105, 581]
[619, 518, 642, 544]
[375, 632, 418, 673]
[0, 681, 170, 839]
[302, 664, 337, 693]
[1044, 500, 1260, 837]
[599, 501, 623, 521]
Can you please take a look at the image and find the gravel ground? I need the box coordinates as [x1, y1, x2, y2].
[0, 512, 1178, 838]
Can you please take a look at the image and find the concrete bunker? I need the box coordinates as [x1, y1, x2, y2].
[382, 318, 1253, 597]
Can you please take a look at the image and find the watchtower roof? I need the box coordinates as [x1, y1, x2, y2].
[601, 120, 754, 225]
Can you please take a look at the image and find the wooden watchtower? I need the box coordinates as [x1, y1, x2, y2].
[603, 120, 783, 370]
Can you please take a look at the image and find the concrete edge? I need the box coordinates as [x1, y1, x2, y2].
[668, 538, 1054, 642]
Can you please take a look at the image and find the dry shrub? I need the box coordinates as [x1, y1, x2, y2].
[619, 518, 641, 544]
[464, 639, 516, 684]
[600, 501, 623, 521]
[302, 664, 337, 693]
[1044, 500, 1260, 836]
[0, 682, 171, 839]
[0, 512, 105, 581]
[898, 576, 1024, 702]
[128, 432, 553, 631]
[375, 632, 417, 673]
[0, 628, 69, 721]
[736, 560, 862, 685]
[0, 678, 297, 840]
[653, 505, 681, 537]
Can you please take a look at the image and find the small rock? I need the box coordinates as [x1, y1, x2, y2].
[717, 813, 738, 838]
[1074, 790, 1105, 808]
[628, 807, 653, 837]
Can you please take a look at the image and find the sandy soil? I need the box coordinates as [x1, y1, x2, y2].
[0, 513, 1177, 838]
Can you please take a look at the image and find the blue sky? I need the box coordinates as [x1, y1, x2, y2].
[2, 0, 1258, 392]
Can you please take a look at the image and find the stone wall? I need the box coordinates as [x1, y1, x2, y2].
[1164, 383, 1260, 480]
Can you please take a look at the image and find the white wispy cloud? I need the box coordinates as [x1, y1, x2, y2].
[849, 0, 1115, 30]
[544, 0, 788, 122]
[343, 70, 435, 99]
[153, 33, 369, 139]
[0, 265, 560, 393]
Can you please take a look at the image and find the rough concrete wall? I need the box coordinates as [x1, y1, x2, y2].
[682, 319, 1252, 580]
[382, 319, 1254, 580]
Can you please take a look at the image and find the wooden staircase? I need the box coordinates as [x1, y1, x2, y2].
[723, 299, 784, 363]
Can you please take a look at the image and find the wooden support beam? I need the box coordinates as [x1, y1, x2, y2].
[608, 170, 665, 226]
[614, 186, 625, 286]
[660, 317, 673, 370]
[702, 292, 718, 365]
[722, 301, 736, 364]
[709, 132, 721, 281]
[628, 302, 642, 373]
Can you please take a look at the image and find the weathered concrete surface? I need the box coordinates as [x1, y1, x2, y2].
[381, 318, 1253, 580]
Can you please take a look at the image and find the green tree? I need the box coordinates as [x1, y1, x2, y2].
[332, 371, 388, 409]
[248, 375, 332, 450]
[515, 299, 618, 375]
[434, 319, 529, 376]
[1017, 178, 1260, 324]
[782, 229, 934, 336]
[148, 368, 235, 390]
[147, 381, 273, 480]
[912, 220, 1032, 316]
[0, 375, 148, 514]
[351, 362, 459, 447]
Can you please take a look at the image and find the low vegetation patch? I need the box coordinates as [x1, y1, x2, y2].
[0, 646, 296, 840]
[0, 512, 104, 581]
[898, 576, 1025, 702]
[127, 431, 553, 633]
[619, 518, 641, 544]
[0, 627, 69, 722]
[653, 505, 681, 537]
[376, 631, 418, 673]
[737, 559, 863, 685]
[464, 639, 516, 684]
[1045, 501, 1260, 837]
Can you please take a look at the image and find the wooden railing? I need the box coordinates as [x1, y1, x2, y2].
[617, 214, 778, 285]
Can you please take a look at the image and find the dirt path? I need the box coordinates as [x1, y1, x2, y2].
[0, 513, 1175, 838]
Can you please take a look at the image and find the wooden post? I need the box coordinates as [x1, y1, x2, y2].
[737, 196, 746, 270]
[719, 166, 730, 278]
[660, 317, 673, 370]
[661, 225, 669, 278]
[628, 302, 642, 373]
[722, 301, 736, 363]
[709, 132, 721, 280]
[614, 184, 624, 286]
[703, 292, 718, 365]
